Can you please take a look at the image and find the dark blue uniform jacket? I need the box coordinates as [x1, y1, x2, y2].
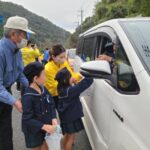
[58, 78, 93, 123]
[22, 86, 56, 134]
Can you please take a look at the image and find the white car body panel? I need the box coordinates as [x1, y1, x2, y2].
[75, 18, 150, 150]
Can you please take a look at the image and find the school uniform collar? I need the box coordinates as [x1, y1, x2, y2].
[58, 86, 70, 99]
[23, 86, 45, 96]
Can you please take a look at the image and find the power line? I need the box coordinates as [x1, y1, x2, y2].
[78, 0, 95, 23]
[79, 0, 88, 10]
[74, 0, 99, 32]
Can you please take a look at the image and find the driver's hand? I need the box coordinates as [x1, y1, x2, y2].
[96, 54, 112, 62]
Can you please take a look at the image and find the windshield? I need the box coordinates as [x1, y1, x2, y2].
[121, 20, 150, 72]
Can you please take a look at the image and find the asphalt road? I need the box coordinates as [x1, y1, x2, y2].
[11, 85, 92, 150]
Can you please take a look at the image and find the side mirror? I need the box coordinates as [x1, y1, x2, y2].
[80, 60, 111, 79]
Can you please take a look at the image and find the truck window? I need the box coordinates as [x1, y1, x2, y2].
[95, 36, 112, 59]
[114, 43, 140, 93]
[82, 37, 95, 61]
[76, 37, 84, 56]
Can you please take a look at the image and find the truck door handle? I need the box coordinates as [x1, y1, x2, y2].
[113, 109, 124, 122]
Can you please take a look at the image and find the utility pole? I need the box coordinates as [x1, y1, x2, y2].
[78, 8, 84, 33]
[80, 8, 83, 25]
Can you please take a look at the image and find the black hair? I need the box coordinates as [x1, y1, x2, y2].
[45, 48, 49, 50]
[23, 62, 44, 85]
[27, 40, 32, 46]
[49, 44, 66, 61]
[55, 67, 71, 94]
[31, 44, 35, 48]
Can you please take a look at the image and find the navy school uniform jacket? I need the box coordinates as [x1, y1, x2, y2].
[58, 78, 93, 123]
[22, 86, 56, 134]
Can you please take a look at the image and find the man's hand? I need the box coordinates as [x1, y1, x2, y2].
[13, 100, 23, 113]
[52, 119, 58, 125]
[96, 54, 112, 62]
[42, 124, 56, 134]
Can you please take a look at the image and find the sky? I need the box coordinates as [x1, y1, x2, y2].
[1, 0, 98, 33]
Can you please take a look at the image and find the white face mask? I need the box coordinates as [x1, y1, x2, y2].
[57, 59, 65, 64]
[54, 56, 66, 64]
[16, 38, 28, 49]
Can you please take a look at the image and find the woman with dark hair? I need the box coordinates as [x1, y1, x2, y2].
[44, 44, 81, 109]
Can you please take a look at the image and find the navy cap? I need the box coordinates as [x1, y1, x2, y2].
[105, 42, 113, 50]
[104, 42, 114, 54]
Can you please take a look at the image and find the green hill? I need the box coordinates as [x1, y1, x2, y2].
[0, 1, 70, 48]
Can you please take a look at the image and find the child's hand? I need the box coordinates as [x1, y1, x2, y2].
[78, 73, 84, 80]
[42, 124, 56, 134]
[52, 119, 58, 125]
[70, 77, 77, 84]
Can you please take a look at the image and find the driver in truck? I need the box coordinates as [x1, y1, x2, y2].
[96, 42, 116, 63]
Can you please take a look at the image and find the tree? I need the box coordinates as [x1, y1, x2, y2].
[95, 3, 108, 22]
[109, 4, 128, 19]
[141, 0, 150, 16]
[133, 0, 150, 16]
